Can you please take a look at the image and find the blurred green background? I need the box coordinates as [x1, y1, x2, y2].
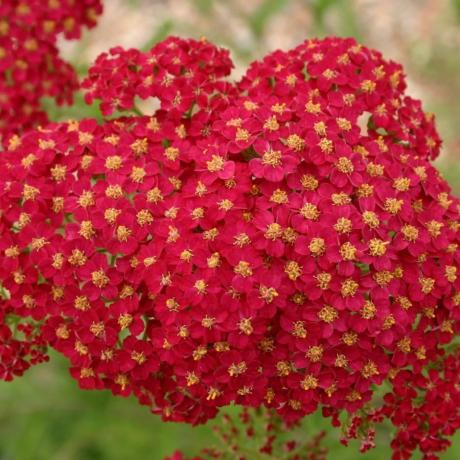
[3, 0, 460, 458]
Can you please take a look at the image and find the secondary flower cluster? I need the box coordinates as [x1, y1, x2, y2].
[82, 35, 235, 117]
[0, 0, 102, 142]
[0, 309, 48, 381]
[1, 36, 459, 459]
[382, 352, 460, 459]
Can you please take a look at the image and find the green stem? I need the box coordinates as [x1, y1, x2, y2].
[131, 105, 145, 117]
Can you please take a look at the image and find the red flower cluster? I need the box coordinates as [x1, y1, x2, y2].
[0, 0, 102, 142]
[1, 35, 459, 459]
[337, 349, 460, 459]
[82, 36, 234, 116]
[381, 353, 460, 459]
[0, 309, 48, 381]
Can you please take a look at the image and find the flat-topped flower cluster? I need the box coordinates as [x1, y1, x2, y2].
[1, 35, 459, 459]
[0, 0, 102, 141]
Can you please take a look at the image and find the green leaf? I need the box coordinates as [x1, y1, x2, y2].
[311, 0, 342, 26]
[452, 0, 460, 21]
[41, 92, 104, 124]
[248, 0, 286, 38]
[194, 0, 213, 14]
[141, 20, 174, 52]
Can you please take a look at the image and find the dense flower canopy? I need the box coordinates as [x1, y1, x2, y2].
[1, 35, 459, 459]
[0, 0, 102, 142]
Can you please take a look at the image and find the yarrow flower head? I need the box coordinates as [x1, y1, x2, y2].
[0, 0, 102, 142]
[1, 35, 459, 460]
